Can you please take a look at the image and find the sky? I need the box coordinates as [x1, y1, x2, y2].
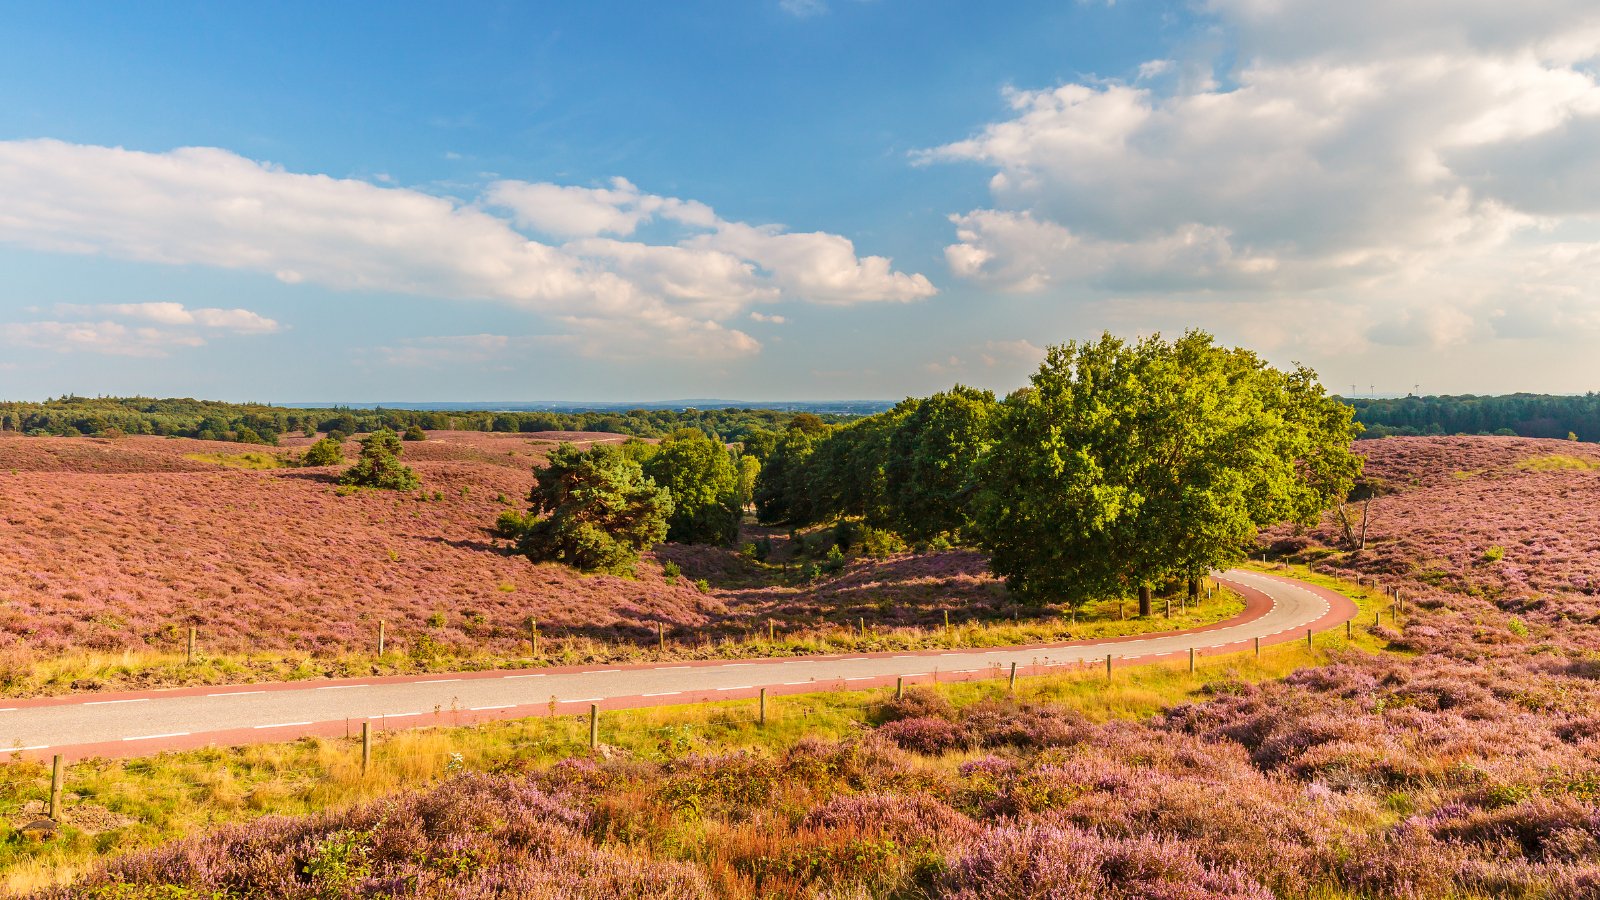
[3, 1, 1600, 402]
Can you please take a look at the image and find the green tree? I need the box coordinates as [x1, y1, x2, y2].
[880, 386, 997, 542]
[518, 443, 672, 573]
[301, 437, 345, 467]
[338, 429, 420, 490]
[975, 331, 1360, 611]
[643, 429, 742, 544]
[754, 428, 818, 524]
[402, 425, 427, 442]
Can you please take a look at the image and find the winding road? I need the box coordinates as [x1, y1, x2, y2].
[2, 569, 1355, 762]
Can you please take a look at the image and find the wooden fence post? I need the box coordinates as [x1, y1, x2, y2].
[588, 704, 599, 750]
[361, 721, 372, 776]
[759, 688, 767, 726]
[186, 627, 196, 664]
[530, 618, 539, 656]
[658, 622, 665, 653]
[1105, 654, 1112, 680]
[1189, 647, 1196, 674]
[895, 676, 904, 700]
[1254, 636, 1261, 659]
[1306, 629, 1313, 649]
[378, 620, 386, 656]
[48, 755, 63, 821]
[1008, 661, 1018, 692]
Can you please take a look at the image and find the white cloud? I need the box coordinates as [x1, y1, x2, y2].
[0, 140, 933, 360]
[749, 311, 787, 324]
[925, 0, 1600, 354]
[2, 301, 282, 357]
[57, 302, 282, 334]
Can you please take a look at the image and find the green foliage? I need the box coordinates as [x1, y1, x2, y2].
[402, 425, 427, 441]
[879, 386, 997, 541]
[820, 545, 847, 574]
[662, 560, 682, 579]
[338, 429, 420, 491]
[516, 443, 672, 573]
[1482, 545, 1505, 563]
[643, 429, 742, 544]
[975, 331, 1361, 607]
[493, 509, 532, 540]
[300, 437, 345, 467]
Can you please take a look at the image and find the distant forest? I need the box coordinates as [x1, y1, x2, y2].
[1344, 394, 1600, 440]
[0, 397, 850, 445]
[5, 393, 1600, 445]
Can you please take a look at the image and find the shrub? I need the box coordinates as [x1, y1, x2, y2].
[299, 437, 344, 467]
[662, 560, 682, 579]
[402, 425, 427, 441]
[1482, 545, 1505, 563]
[883, 686, 956, 723]
[820, 545, 847, 574]
[338, 429, 419, 491]
[518, 444, 671, 574]
[878, 716, 968, 754]
[859, 527, 907, 558]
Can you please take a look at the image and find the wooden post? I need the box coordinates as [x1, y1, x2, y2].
[588, 704, 598, 750]
[658, 622, 665, 653]
[1165, 598, 1171, 618]
[48, 754, 63, 821]
[1189, 647, 1196, 674]
[530, 618, 539, 656]
[186, 626, 196, 664]
[378, 620, 386, 656]
[1105, 654, 1112, 680]
[361, 721, 372, 776]
[895, 676, 904, 700]
[768, 620, 775, 643]
[1306, 629, 1313, 649]
[1008, 661, 1018, 692]
[943, 610, 950, 632]
[1254, 636, 1261, 658]
[1374, 610, 1380, 626]
[1346, 620, 1352, 639]
[759, 688, 767, 726]
[859, 617, 866, 637]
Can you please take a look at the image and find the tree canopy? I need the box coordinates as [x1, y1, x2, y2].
[300, 436, 345, 467]
[642, 429, 742, 545]
[517, 443, 672, 573]
[974, 331, 1360, 606]
[338, 429, 420, 490]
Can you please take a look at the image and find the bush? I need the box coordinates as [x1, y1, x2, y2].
[518, 444, 672, 574]
[662, 560, 682, 579]
[878, 716, 968, 754]
[1482, 545, 1505, 563]
[339, 429, 420, 491]
[402, 425, 427, 441]
[883, 686, 956, 723]
[300, 437, 345, 467]
[820, 545, 847, 574]
[494, 509, 531, 540]
[859, 527, 907, 559]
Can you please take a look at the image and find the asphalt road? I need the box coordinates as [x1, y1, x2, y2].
[1, 568, 1355, 761]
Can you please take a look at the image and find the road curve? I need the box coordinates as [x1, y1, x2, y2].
[2, 569, 1355, 762]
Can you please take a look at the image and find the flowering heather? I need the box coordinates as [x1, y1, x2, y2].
[30, 434, 1600, 898]
[0, 433, 1006, 663]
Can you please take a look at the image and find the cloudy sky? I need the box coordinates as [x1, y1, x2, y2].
[3, 1, 1600, 401]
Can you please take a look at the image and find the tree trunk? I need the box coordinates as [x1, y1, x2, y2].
[1358, 498, 1372, 550]
[1138, 585, 1152, 618]
[1335, 502, 1355, 547]
[1187, 576, 1200, 607]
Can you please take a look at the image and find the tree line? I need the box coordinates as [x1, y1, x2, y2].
[1347, 393, 1600, 441]
[0, 397, 846, 446]
[509, 332, 1362, 612]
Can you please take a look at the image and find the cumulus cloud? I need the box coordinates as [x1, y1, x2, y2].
[779, 0, 828, 18]
[0, 140, 933, 360]
[2, 302, 281, 357]
[925, 0, 1600, 351]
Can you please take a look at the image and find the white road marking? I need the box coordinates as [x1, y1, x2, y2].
[469, 705, 514, 711]
[641, 691, 681, 697]
[418, 679, 461, 684]
[721, 663, 755, 667]
[374, 712, 422, 718]
[10, 745, 48, 751]
[844, 676, 873, 681]
[84, 698, 149, 706]
[253, 721, 312, 729]
[0, 708, 15, 713]
[316, 685, 368, 690]
[559, 698, 604, 703]
[208, 690, 267, 697]
[717, 686, 753, 691]
[783, 681, 810, 686]
[588, 669, 621, 674]
[655, 665, 691, 670]
[502, 674, 545, 679]
[123, 732, 189, 741]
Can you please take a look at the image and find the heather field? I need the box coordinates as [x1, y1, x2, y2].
[0, 433, 1217, 695]
[25, 434, 1600, 899]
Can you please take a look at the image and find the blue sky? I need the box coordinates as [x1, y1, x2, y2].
[3, 1, 1600, 401]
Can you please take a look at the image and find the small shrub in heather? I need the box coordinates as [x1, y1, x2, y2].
[878, 715, 969, 754]
[882, 685, 957, 722]
[941, 824, 1274, 900]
